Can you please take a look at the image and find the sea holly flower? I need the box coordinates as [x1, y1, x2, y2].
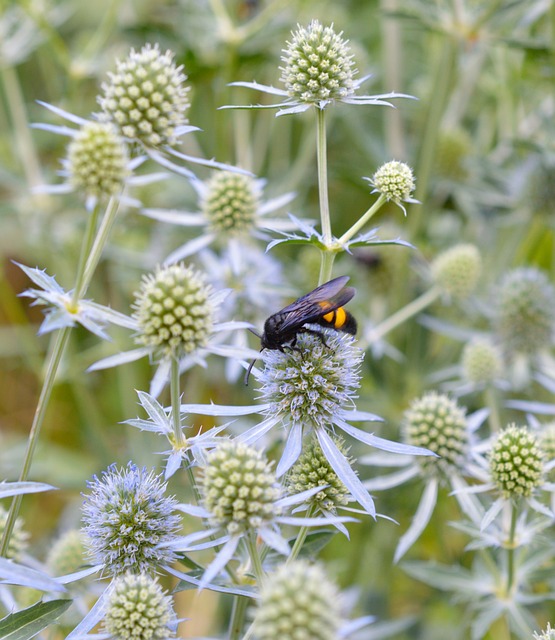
[98, 43, 190, 149]
[165, 440, 354, 591]
[534, 623, 555, 640]
[81, 462, 181, 577]
[461, 338, 503, 387]
[103, 573, 177, 640]
[363, 392, 483, 561]
[0, 505, 29, 561]
[32, 102, 165, 211]
[142, 171, 296, 263]
[366, 161, 418, 216]
[17, 263, 136, 339]
[221, 20, 414, 116]
[431, 243, 482, 301]
[181, 331, 434, 519]
[88, 263, 249, 396]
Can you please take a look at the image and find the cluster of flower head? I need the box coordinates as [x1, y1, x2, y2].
[431, 243, 482, 300]
[98, 43, 190, 147]
[201, 441, 280, 535]
[403, 392, 468, 478]
[252, 560, 342, 640]
[259, 331, 362, 430]
[461, 338, 502, 385]
[0, 505, 29, 561]
[489, 425, 544, 499]
[203, 171, 259, 235]
[280, 20, 356, 105]
[371, 161, 416, 204]
[81, 462, 181, 575]
[133, 263, 214, 358]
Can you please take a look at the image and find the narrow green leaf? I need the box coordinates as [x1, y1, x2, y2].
[0, 599, 72, 640]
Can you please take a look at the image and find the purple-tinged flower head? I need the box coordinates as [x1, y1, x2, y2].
[66, 121, 129, 201]
[280, 20, 356, 105]
[98, 43, 190, 148]
[252, 560, 342, 640]
[104, 572, 177, 640]
[132, 263, 215, 359]
[200, 441, 281, 535]
[489, 425, 544, 499]
[81, 462, 181, 576]
[258, 331, 362, 430]
[403, 392, 469, 480]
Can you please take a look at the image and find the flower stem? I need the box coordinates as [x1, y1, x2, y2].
[505, 500, 518, 596]
[71, 203, 101, 306]
[338, 193, 387, 245]
[170, 357, 184, 447]
[318, 250, 336, 285]
[368, 286, 442, 344]
[0, 325, 71, 556]
[316, 108, 332, 245]
[228, 593, 249, 640]
[484, 385, 501, 433]
[287, 504, 314, 564]
[245, 531, 265, 584]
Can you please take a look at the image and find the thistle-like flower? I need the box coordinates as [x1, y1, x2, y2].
[133, 263, 215, 359]
[98, 43, 190, 149]
[494, 267, 555, 357]
[47, 529, 87, 576]
[461, 338, 503, 386]
[222, 20, 413, 116]
[431, 243, 482, 300]
[252, 560, 342, 640]
[142, 171, 295, 264]
[103, 573, 177, 640]
[367, 160, 417, 215]
[533, 622, 555, 640]
[404, 392, 469, 479]
[81, 462, 181, 576]
[489, 425, 544, 500]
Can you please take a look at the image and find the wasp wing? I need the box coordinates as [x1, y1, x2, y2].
[277, 276, 356, 332]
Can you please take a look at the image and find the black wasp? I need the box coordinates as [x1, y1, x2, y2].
[245, 276, 357, 385]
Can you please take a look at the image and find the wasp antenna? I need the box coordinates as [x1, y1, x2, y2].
[244, 357, 257, 386]
[247, 327, 262, 338]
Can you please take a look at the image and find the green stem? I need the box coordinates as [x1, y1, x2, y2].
[287, 505, 314, 564]
[484, 385, 501, 433]
[245, 532, 265, 584]
[77, 197, 120, 299]
[170, 357, 184, 447]
[505, 500, 518, 596]
[0, 326, 72, 556]
[338, 194, 387, 245]
[315, 108, 332, 245]
[368, 286, 441, 344]
[71, 204, 101, 306]
[318, 250, 336, 285]
[228, 594, 249, 640]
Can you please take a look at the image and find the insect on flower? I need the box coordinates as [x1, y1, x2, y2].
[245, 276, 357, 384]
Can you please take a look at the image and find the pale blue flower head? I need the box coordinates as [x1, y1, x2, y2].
[81, 462, 181, 576]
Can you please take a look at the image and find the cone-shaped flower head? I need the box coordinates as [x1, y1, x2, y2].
[82, 462, 181, 576]
[280, 20, 356, 105]
[46, 529, 86, 576]
[98, 43, 190, 147]
[252, 560, 342, 640]
[67, 121, 128, 200]
[200, 441, 281, 535]
[403, 392, 469, 478]
[133, 263, 214, 359]
[494, 267, 555, 356]
[431, 243, 482, 300]
[104, 572, 176, 640]
[489, 425, 544, 499]
[371, 160, 416, 204]
[0, 505, 29, 560]
[202, 171, 259, 235]
[258, 331, 362, 430]
[287, 435, 349, 511]
[461, 338, 503, 385]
